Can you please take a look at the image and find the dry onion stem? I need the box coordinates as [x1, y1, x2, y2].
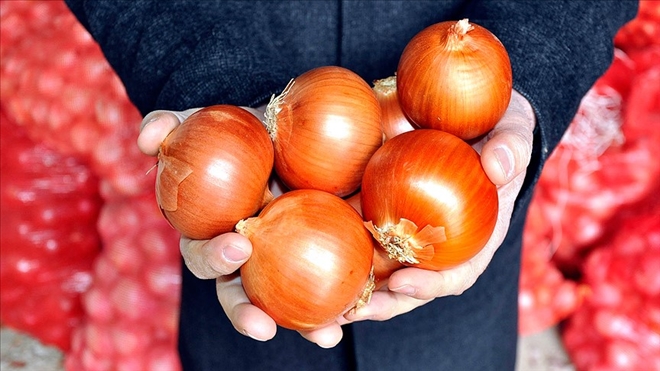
[354, 268, 376, 310]
[264, 78, 295, 141]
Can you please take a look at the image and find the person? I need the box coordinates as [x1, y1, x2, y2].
[64, 1, 637, 370]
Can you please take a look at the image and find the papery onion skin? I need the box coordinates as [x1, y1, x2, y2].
[345, 191, 404, 289]
[361, 129, 498, 270]
[156, 105, 274, 240]
[397, 19, 512, 140]
[266, 66, 383, 197]
[373, 75, 415, 141]
[237, 189, 374, 330]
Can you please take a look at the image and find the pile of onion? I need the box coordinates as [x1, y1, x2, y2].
[1, 3, 184, 369]
[356, 18, 508, 270]
[154, 19, 508, 328]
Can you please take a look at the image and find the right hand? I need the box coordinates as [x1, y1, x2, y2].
[138, 108, 347, 348]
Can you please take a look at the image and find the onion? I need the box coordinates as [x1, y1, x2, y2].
[237, 189, 375, 330]
[344, 191, 363, 215]
[372, 245, 405, 290]
[361, 129, 498, 270]
[372, 75, 415, 141]
[156, 105, 274, 240]
[397, 19, 512, 140]
[265, 66, 383, 197]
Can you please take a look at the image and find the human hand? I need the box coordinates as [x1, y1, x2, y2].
[343, 89, 536, 323]
[138, 106, 348, 348]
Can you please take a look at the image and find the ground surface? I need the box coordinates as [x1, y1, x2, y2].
[1, 325, 573, 371]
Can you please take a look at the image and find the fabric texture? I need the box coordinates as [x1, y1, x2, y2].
[64, 1, 638, 370]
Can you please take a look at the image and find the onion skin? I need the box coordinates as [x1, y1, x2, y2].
[156, 105, 274, 240]
[265, 66, 383, 197]
[361, 129, 498, 270]
[397, 19, 512, 140]
[345, 191, 404, 288]
[237, 189, 374, 330]
[373, 75, 415, 141]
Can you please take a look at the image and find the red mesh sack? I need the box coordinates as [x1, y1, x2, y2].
[0, 109, 102, 350]
[562, 204, 660, 371]
[519, 39, 660, 333]
[532, 48, 660, 276]
[65, 193, 182, 371]
[614, 0, 660, 53]
[518, 199, 586, 335]
[0, 0, 154, 200]
[1, 2, 184, 369]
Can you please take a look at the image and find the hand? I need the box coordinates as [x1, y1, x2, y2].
[138, 106, 346, 348]
[344, 89, 536, 323]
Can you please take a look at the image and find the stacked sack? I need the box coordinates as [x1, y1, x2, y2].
[0, 1, 182, 370]
[0, 109, 102, 351]
[519, 0, 660, 369]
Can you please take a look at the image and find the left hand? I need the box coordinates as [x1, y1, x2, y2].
[343, 89, 536, 323]
[139, 106, 350, 348]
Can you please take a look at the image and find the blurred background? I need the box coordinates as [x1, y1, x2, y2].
[1, 1, 658, 370]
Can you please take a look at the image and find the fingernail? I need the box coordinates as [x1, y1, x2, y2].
[494, 146, 514, 180]
[222, 244, 248, 263]
[390, 284, 416, 296]
[317, 340, 340, 349]
[140, 113, 161, 131]
[345, 306, 373, 321]
[241, 329, 267, 342]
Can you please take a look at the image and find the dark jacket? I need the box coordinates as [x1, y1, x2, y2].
[65, 1, 637, 370]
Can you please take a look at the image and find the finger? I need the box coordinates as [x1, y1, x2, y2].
[298, 323, 344, 348]
[216, 275, 277, 341]
[138, 108, 201, 156]
[218, 273, 344, 347]
[344, 290, 430, 322]
[180, 232, 252, 279]
[388, 267, 467, 298]
[382, 263, 478, 299]
[480, 90, 535, 185]
[394, 187, 519, 298]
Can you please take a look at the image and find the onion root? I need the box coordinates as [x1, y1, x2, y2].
[364, 219, 446, 264]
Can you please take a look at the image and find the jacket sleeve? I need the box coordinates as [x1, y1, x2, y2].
[463, 0, 638, 191]
[63, 0, 312, 116]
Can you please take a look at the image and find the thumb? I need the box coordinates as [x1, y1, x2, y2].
[480, 90, 535, 185]
[138, 108, 201, 156]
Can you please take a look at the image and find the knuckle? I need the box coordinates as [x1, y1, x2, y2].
[183, 258, 212, 279]
[180, 239, 221, 279]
